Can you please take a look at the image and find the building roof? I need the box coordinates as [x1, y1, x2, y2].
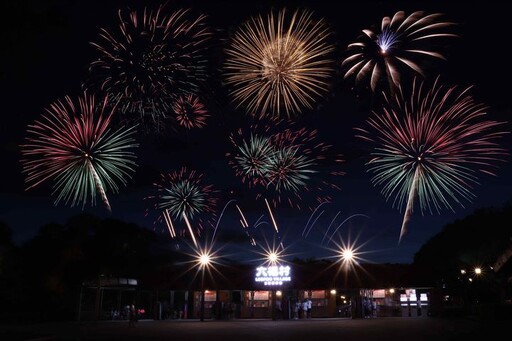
[139, 260, 433, 291]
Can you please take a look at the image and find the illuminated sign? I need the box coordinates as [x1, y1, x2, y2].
[255, 265, 291, 286]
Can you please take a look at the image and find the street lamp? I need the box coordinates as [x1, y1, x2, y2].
[268, 251, 279, 264]
[339, 245, 356, 271]
[267, 252, 279, 321]
[337, 245, 358, 318]
[199, 252, 211, 322]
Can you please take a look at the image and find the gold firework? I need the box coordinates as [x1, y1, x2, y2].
[224, 8, 335, 118]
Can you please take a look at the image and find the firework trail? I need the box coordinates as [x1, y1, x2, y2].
[162, 209, 177, 238]
[321, 210, 341, 244]
[20, 92, 138, 211]
[87, 160, 112, 212]
[145, 167, 219, 241]
[300, 203, 369, 246]
[224, 8, 335, 118]
[211, 199, 237, 242]
[264, 198, 279, 233]
[342, 11, 457, 94]
[235, 204, 260, 246]
[302, 201, 330, 238]
[254, 214, 268, 229]
[355, 76, 509, 242]
[236, 204, 249, 228]
[323, 214, 370, 246]
[399, 168, 419, 242]
[183, 212, 198, 248]
[86, 4, 212, 131]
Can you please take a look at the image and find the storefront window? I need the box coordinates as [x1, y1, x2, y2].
[244, 290, 270, 309]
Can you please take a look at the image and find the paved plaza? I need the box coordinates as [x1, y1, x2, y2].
[0, 316, 508, 341]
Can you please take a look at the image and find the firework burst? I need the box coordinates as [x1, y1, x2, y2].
[227, 118, 344, 210]
[355, 76, 509, 241]
[145, 167, 219, 240]
[265, 127, 345, 209]
[86, 4, 212, 130]
[224, 8, 335, 118]
[20, 92, 139, 211]
[227, 125, 275, 188]
[172, 94, 209, 129]
[342, 11, 457, 93]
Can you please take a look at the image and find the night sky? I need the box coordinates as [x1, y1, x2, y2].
[1, 0, 511, 264]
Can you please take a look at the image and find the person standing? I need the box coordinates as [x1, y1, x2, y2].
[307, 298, 312, 319]
[363, 297, 370, 318]
[128, 304, 137, 327]
[302, 300, 308, 319]
[275, 299, 282, 320]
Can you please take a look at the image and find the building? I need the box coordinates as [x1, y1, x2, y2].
[79, 260, 436, 321]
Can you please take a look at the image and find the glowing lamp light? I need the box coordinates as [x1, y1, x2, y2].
[330, 289, 336, 295]
[276, 290, 282, 297]
[460, 269, 466, 275]
[342, 249, 354, 261]
[474, 267, 482, 275]
[269, 252, 278, 263]
[200, 253, 211, 266]
[389, 288, 395, 294]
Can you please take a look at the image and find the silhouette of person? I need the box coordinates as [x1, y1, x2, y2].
[128, 304, 137, 327]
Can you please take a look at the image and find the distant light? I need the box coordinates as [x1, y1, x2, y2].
[342, 248, 354, 261]
[343, 300, 347, 304]
[474, 267, 482, 275]
[330, 289, 336, 295]
[276, 290, 282, 297]
[340, 295, 346, 299]
[469, 278, 473, 282]
[200, 254, 211, 266]
[269, 252, 278, 263]
[460, 269, 466, 275]
[389, 288, 395, 294]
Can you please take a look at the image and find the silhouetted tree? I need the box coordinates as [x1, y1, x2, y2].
[412, 204, 512, 316]
[6, 213, 163, 322]
[0, 222, 19, 321]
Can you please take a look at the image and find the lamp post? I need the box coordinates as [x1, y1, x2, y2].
[199, 253, 211, 322]
[268, 251, 279, 321]
[339, 246, 357, 318]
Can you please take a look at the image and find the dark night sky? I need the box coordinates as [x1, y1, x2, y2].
[1, 0, 511, 264]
